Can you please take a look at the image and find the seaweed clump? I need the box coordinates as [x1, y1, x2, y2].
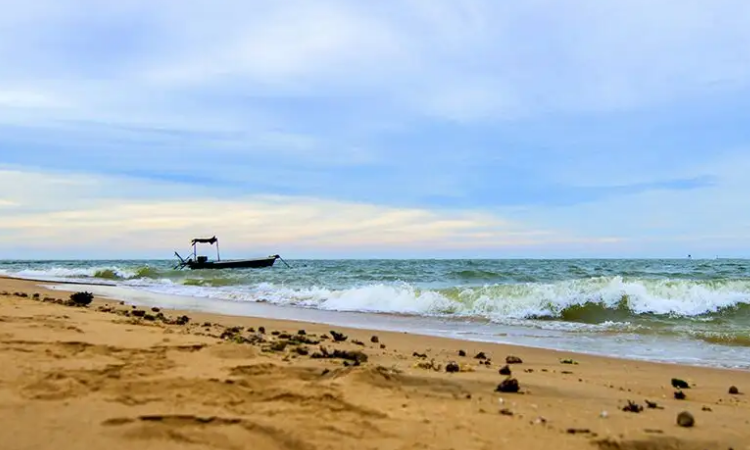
[70, 291, 94, 306]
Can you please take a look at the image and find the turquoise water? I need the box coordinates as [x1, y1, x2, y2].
[3, 259, 750, 367]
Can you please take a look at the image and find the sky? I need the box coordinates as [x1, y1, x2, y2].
[1, 0, 750, 259]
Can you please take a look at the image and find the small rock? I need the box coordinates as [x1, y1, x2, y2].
[701, 406, 712, 412]
[258, 326, 266, 334]
[474, 352, 487, 360]
[298, 329, 307, 335]
[560, 358, 578, 365]
[458, 350, 466, 357]
[622, 401, 643, 413]
[413, 352, 428, 358]
[499, 408, 514, 416]
[446, 361, 460, 373]
[506, 355, 523, 364]
[151, 307, 160, 312]
[496, 378, 520, 393]
[131, 310, 146, 318]
[676, 411, 694, 428]
[499, 365, 512, 376]
[674, 390, 686, 400]
[728, 386, 740, 395]
[330, 330, 348, 342]
[524, 369, 535, 373]
[370, 335, 379, 343]
[566, 428, 591, 435]
[202, 322, 212, 327]
[352, 339, 365, 346]
[671, 378, 690, 389]
[380, 344, 386, 349]
[271, 330, 280, 336]
[645, 400, 663, 410]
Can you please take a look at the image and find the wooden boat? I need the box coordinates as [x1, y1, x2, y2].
[174, 236, 290, 270]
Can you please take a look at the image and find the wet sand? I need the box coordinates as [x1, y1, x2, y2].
[1, 277, 749, 450]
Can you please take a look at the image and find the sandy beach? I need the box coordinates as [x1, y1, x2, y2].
[1, 276, 748, 450]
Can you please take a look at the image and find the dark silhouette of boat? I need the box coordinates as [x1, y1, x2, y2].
[174, 236, 290, 270]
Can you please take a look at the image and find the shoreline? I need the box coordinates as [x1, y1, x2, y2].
[1, 276, 749, 448]
[22, 275, 750, 371]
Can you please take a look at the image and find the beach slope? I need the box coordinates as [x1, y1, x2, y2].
[0, 277, 748, 450]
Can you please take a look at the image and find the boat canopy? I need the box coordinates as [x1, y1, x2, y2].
[191, 236, 218, 245]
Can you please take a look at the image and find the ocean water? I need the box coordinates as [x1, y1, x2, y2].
[2, 258, 750, 369]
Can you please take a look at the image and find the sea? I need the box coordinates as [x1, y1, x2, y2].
[2, 258, 749, 370]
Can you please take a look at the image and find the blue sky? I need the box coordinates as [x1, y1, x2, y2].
[1, 0, 750, 259]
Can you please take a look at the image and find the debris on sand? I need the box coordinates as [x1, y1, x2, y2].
[671, 378, 690, 389]
[297, 329, 307, 335]
[676, 411, 694, 428]
[701, 406, 712, 412]
[370, 335, 379, 343]
[499, 408, 514, 416]
[446, 361, 460, 373]
[311, 346, 368, 364]
[496, 378, 520, 393]
[131, 309, 146, 318]
[474, 352, 488, 360]
[622, 401, 643, 413]
[413, 352, 428, 359]
[330, 330, 348, 342]
[414, 359, 441, 371]
[674, 390, 686, 400]
[506, 355, 523, 364]
[560, 358, 578, 365]
[151, 307, 160, 312]
[258, 326, 266, 334]
[69, 291, 94, 306]
[566, 428, 592, 435]
[352, 339, 365, 346]
[458, 350, 467, 357]
[645, 400, 664, 410]
[499, 365, 512, 376]
[728, 386, 740, 395]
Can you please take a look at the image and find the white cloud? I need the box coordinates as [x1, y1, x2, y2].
[0, 166, 616, 257]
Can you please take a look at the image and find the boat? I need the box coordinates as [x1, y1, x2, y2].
[174, 236, 290, 270]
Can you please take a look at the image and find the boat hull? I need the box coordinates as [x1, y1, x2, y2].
[186, 256, 277, 270]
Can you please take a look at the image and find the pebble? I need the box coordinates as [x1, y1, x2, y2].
[729, 386, 740, 395]
[499, 365, 512, 376]
[496, 378, 520, 393]
[506, 355, 523, 364]
[676, 411, 694, 428]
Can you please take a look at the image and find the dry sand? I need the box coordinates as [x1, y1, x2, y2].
[0, 276, 748, 450]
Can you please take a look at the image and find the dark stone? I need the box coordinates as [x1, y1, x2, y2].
[499, 409, 514, 416]
[671, 378, 690, 389]
[32, 293, 40, 300]
[446, 361, 460, 373]
[151, 307, 160, 312]
[380, 344, 386, 349]
[271, 331, 280, 336]
[499, 365, 512, 376]
[729, 386, 740, 395]
[566, 428, 591, 434]
[506, 355, 523, 364]
[258, 326, 266, 334]
[370, 335, 379, 343]
[674, 390, 686, 400]
[298, 329, 307, 335]
[202, 322, 212, 327]
[496, 378, 520, 393]
[645, 400, 663, 409]
[330, 330, 348, 342]
[143, 314, 156, 321]
[352, 339, 365, 346]
[311, 346, 368, 363]
[131, 310, 146, 318]
[702, 406, 712, 412]
[268, 340, 289, 352]
[676, 411, 694, 428]
[413, 352, 428, 358]
[278, 333, 292, 340]
[524, 369, 535, 373]
[458, 350, 466, 357]
[474, 352, 487, 360]
[294, 346, 309, 356]
[622, 401, 643, 413]
[321, 369, 330, 376]
[175, 315, 190, 325]
[69, 291, 94, 306]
